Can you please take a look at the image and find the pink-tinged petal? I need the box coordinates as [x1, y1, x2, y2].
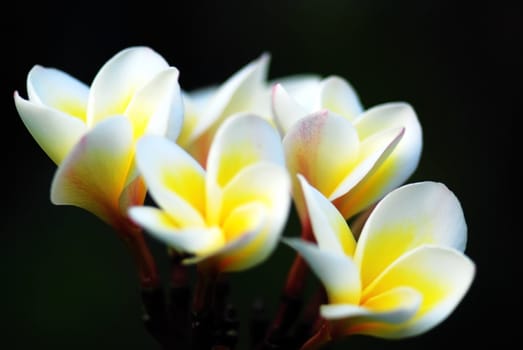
[362, 245, 475, 339]
[135, 136, 206, 228]
[271, 83, 309, 135]
[27, 65, 89, 122]
[321, 287, 421, 336]
[298, 175, 356, 257]
[50, 116, 134, 225]
[87, 46, 169, 126]
[336, 103, 422, 219]
[15, 92, 87, 165]
[283, 239, 361, 305]
[319, 76, 363, 122]
[355, 182, 467, 288]
[206, 114, 284, 188]
[283, 111, 359, 223]
[329, 127, 404, 202]
[129, 206, 224, 254]
[119, 174, 147, 215]
[125, 67, 183, 141]
[188, 53, 270, 144]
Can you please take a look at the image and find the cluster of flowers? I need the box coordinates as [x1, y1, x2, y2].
[14, 46, 474, 349]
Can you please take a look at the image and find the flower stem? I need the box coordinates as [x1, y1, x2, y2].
[259, 222, 313, 349]
[115, 218, 166, 346]
[116, 219, 159, 289]
[140, 286, 170, 348]
[191, 265, 219, 350]
[299, 320, 331, 350]
[249, 297, 269, 348]
[168, 254, 192, 349]
[292, 286, 326, 348]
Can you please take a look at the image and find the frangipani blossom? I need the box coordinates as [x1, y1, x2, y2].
[129, 114, 291, 272]
[177, 53, 327, 168]
[177, 53, 270, 167]
[285, 178, 475, 339]
[14, 46, 183, 228]
[273, 77, 422, 222]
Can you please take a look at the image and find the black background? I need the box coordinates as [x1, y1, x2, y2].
[4, 1, 517, 349]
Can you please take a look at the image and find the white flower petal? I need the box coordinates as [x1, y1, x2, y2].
[330, 127, 404, 202]
[189, 53, 270, 143]
[283, 238, 360, 304]
[135, 136, 206, 227]
[272, 74, 321, 98]
[14, 92, 87, 165]
[178, 86, 218, 147]
[321, 287, 421, 337]
[50, 116, 134, 225]
[271, 74, 322, 112]
[362, 245, 475, 338]
[298, 175, 356, 257]
[319, 76, 363, 122]
[182, 202, 267, 270]
[125, 67, 183, 141]
[271, 83, 309, 135]
[129, 206, 224, 254]
[283, 111, 360, 223]
[87, 46, 169, 126]
[27, 65, 89, 121]
[215, 202, 271, 271]
[206, 113, 284, 188]
[336, 102, 422, 218]
[321, 286, 421, 321]
[355, 181, 468, 288]
[221, 163, 291, 225]
[211, 163, 291, 269]
[186, 85, 219, 111]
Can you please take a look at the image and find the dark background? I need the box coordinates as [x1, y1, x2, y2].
[4, 1, 517, 349]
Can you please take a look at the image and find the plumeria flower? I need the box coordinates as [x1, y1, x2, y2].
[273, 77, 423, 223]
[14, 46, 183, 230]
[177, 53, 326, 168]
[129, 114, 291, 272]
[177, 53, 270, 167]
[285, 177, 475, 339]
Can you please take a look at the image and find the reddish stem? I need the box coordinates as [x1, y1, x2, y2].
[170, 253, 190, 287]
[284, 219, 315, 295]
[299, 320, 331, 350]
[117, 221, 159, 289]
[191, 265, 219, 349]
[169, 253, 192, 349]
[259, 222, 315, 348]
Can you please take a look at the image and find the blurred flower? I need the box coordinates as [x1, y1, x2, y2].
[129, 114, 291, 272]
[177, 54, 325, 168]
[285, 178, 475, 339]
[272, 77, 423, 223]
[177, 53, 270, 167]
[14, 46, 183, 229]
